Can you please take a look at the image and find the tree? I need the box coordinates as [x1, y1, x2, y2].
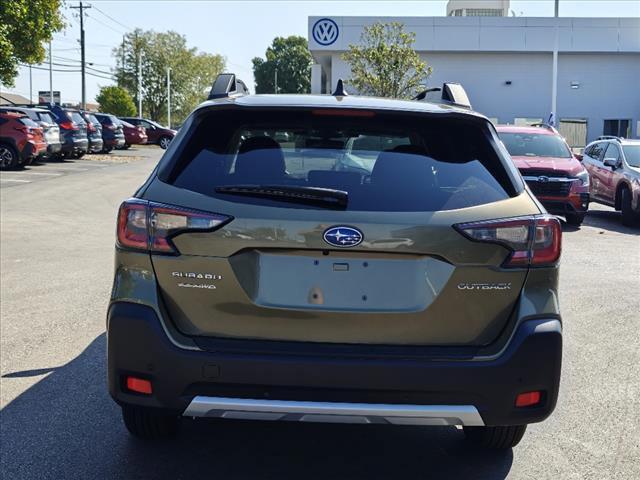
[113, 29, 225, 125]
[342, 22, 432, 99]
[95, 86, 136, 116]
[0, 0, 65, 86]
[252, 36, 312, 94]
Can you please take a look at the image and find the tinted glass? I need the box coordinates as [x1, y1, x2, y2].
[622, 146, 640, 168]
[19, 118, 39, 127]
[604, 143, 620, 161]
[168, 109, 514, 212]
[69, 112, 86, 125]
[590, 143, 605, 161]
[499, 132, 572, 158]
[37, 112, 55, 124]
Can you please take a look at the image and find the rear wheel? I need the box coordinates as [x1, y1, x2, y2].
[121, 405, 180, 440]
[0, 144, 19, 169]
[463, 425, 527, 449]
[620, 188, 639, 227]
[565, 213, 585, 226]
[159, 136, 171, 149]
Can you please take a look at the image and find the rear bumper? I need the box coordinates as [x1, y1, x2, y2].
[107, 302, 562, 427]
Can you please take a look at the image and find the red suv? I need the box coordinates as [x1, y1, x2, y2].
[497, 124, 590, 225]
[0, 112, 47, 169]
[119, 117, 176, 149]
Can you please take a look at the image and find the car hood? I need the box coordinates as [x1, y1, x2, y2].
[511, 156, 584, 176]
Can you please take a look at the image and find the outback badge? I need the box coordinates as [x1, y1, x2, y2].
[323, 226, 363, 248]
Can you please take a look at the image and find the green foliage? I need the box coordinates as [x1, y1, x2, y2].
[113, 29, 225, 125]
[252, 36, 312, 94]
[342, 22, 432, 99]
[0, 0, 64, 86]
[95, 86, 136, 117]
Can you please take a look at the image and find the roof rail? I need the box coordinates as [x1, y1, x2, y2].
[207, 73, 249, 100]
[530, 123, 559, 134]
[596, 135, 622, 142]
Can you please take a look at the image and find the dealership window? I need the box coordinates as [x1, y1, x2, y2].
[514, 117, 543, 126]
[603, 119, 630, 138]
[466, 8, 503, 16]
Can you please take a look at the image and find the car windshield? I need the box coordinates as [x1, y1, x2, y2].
[168, 109, 516, 212]
[499, 132, 572, 158]
[622, 146, 640, 168]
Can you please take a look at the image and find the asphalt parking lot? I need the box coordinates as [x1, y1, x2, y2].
[1, 146, 639, 479]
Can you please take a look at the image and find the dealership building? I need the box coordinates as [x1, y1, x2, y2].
[307, 13, 640, 146]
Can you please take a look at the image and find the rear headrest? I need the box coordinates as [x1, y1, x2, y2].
[371, 147, 435, 187]
[234, 136, 286, 182]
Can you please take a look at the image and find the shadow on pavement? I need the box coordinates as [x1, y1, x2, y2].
[1, 335, 513, 480]
[560, 209, 639, 235]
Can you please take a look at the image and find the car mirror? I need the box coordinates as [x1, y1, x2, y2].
[574, 153, 583, 162]
[603, 158, 620, 169]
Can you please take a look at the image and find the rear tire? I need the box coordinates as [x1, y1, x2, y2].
[121, 405, 180, 440]
[565, 213, 585, 226]
[620, 188, 639, 227]
[463, 425, 527, 449]
[159, 136, 171, 149]
[0, 144, 19, 169]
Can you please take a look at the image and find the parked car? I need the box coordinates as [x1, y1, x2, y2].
[581, 137, 640, 226]
[108, 75, 563, 450]
[0, 111, 47, 169]
[94, 113, 125, 152]
[0, 106, 61, 160]
[80, 111, 104, 154]
[119, 117, 176, 149]
[47, 105, 89, 159]
[497, 124, 590, 225]
[119, 120, 148, 149]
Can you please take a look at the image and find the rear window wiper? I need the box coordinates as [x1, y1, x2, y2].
[214, 184, 348, 209]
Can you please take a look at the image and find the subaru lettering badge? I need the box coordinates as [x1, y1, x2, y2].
[323, 226, 363, 248]
[312, 18, 339, 46]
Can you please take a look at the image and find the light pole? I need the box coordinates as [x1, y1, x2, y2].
[49, 41, 53, 106]
[137, 51, 142, 117]
[166, 67, 171, 128]
[550, 0, 559, 126]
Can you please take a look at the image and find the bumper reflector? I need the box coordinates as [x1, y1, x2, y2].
[126, 376, 153, 395]
[515, 391, 541, 407]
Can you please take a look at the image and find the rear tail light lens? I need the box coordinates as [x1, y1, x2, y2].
[117, 199, 231, 254]
[454, 214, 561, 267]
[59, 121, 78, 131]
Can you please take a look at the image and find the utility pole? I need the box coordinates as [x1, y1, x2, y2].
[274, 65, 278, 94]
[49, 41, 53, 106]
[29, 65, 33, 103]
[138, 51, 142, 117]
[166, 67, 171, 128]
[70, 2, 91, 109]
[550, 0, 559, 126]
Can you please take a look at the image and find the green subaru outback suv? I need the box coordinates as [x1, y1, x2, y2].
[108, 75, 562, 449]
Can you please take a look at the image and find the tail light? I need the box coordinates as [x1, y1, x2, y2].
[86, 122, 96, 132]
[14, 125, 33, 134]
[59, 121, 78, 131]
[454, 214, 561, 268]
[105, 123, 117, 131]
[117, 199, 232, 254]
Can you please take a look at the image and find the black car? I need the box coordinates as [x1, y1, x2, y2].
[80, 111, 104, 154]
[0, 106, 62, 160]
[48, 105, 89, 158]
[94, 113, 125, 152]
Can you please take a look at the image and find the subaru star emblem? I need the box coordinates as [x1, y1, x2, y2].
[323, 226, 363, 248]
[312, 18, 339, 46]
[538, 176, 550, 183]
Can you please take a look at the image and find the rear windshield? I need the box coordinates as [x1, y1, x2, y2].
[19, 118, 39, 127]
[166, 109, 516, 212]
[69, 111, 86, 125]
[37, 112, 55, 124]
[499, 132, 572, 158]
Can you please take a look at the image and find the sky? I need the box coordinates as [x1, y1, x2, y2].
[4, 0, 639, 105]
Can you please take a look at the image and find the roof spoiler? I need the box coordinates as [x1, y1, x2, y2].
[530, 122, 560, 134]
[208, 73, 250, 100]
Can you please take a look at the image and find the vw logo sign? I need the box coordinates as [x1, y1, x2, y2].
[323, 226, 363, 248]
[312, 18, 339, 46]
[538, 176, 550, 183]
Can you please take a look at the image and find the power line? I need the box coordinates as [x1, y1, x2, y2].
[86, 11, 126, 35]
[91, 5, 132, 31]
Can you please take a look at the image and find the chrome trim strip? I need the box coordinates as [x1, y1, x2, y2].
[183, 396, 485, 426]
[523, 176, 577, 183]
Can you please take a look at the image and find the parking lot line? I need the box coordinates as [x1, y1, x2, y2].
[6, 172, 63, 176]
[0, 179, 31, 183]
